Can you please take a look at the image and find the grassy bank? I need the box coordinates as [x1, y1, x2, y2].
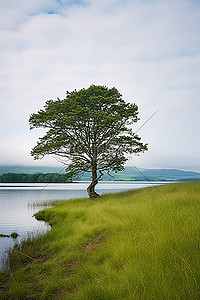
[0, 181, 200, 299]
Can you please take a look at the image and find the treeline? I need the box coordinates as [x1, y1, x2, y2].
[0, 173, 68, 183]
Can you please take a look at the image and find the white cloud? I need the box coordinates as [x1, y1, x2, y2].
[0, 0, 200, 170]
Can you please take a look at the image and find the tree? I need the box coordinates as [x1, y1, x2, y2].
[29, 85, 148, 197]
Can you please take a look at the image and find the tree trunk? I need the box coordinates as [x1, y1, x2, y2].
[87, 162, 99, 198]
[87, 181, 99, 198]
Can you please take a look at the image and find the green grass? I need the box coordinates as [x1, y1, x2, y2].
[0, 181, 200, 299]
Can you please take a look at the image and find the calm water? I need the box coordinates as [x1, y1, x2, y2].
[0, 181, 162, 270]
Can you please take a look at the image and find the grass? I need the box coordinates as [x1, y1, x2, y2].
[0, 181, 200, 299]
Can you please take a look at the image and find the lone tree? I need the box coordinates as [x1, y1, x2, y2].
[29, 85, 148, 198]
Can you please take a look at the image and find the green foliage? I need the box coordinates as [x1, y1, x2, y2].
[10, 232, 19, 239]
[1, 181, 200, 299]
[29, 85, 147, 184]
[0, 173, 67, 183]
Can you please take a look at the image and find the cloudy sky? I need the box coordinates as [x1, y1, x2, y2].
[0, 0, 200, 172]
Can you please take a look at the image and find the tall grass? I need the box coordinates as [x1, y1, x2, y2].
[0, 181, 200, 299]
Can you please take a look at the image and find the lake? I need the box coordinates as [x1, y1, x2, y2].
[0, 181, 164, 270]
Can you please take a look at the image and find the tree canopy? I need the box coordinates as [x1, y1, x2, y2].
[29, 85, 148, 197]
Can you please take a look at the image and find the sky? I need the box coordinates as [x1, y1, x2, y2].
[0, 0, 200, 172]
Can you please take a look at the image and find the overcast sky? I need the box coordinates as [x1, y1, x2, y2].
[0, 0, 200, 172]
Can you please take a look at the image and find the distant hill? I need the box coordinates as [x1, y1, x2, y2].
[78, 167, 200, 182]
[0, 165, 200, 182]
